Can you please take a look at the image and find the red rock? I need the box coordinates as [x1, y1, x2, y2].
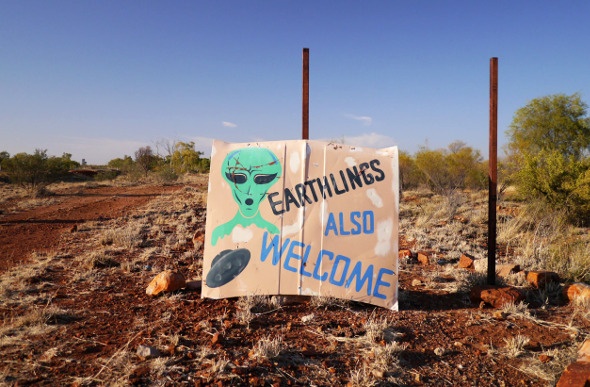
[563, 283, 590, 303]
[556, 360, 590, 386]
[417, 252, 430, 265]
[211, 332, 220, 345]
[496, 264, 521, 278]
[539, 354, 552, 363]
[579, 340, 590, 362]
[469, 285, 525, 308]
[556, 339, 590, 386]
[526, 271, 560, 289]
[192, 228, 205, 248]
[398, 249, 412, 259]
[458, 253, 475, 269]
[146, 270, 186, 296]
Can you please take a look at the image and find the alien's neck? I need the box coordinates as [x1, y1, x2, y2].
[234, 211, 261, 226]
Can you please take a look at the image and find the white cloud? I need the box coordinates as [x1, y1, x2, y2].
[222, 121, 237, 128]
[345, 114, 373, 126]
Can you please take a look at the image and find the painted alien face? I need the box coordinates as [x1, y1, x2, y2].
[222, 147, 281, 217]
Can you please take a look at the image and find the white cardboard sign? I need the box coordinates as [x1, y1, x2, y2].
[202, 140, 399, 309]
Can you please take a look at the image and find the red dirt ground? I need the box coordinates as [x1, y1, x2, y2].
[0, 182, 588, 386]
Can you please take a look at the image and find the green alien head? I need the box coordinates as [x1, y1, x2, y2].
[222, 147, 282, 218]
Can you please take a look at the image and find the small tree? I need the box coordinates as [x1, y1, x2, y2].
[398, 150, 420, 191]
[414, 142, 485, 193]
[2, 149, 79, 192]
[134, 146, 158, 177]
[108, 155, 134, 171]
[0, 151, 9, 171]
[170, 141, 205, 174]
[506, 93, 590, 223]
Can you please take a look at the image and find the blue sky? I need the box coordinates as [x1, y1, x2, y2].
[2, 1, 590, 164]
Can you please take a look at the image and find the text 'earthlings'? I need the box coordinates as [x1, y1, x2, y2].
[267, 159, 385, 215]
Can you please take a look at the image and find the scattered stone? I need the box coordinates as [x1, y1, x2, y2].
[70, 225, 78, 233]
[136, 345, 160, 359]
[526, 271, 560, 289]
[556, 361, 590, 387]
[398, 249, 412, 259]
[417, 252, 430, 265]
[492, 310, 509, 320]
[211, 332, 220, 345]
[192, 227, 206, 249]
[556, 340, 590, 386]
[496, 264, 521, 278]
[146, 270, 186, 296]
[411, 279, 423, 287]
[458, 253, 475, 269]
[434, 347, 447, 356]
[470, 285, 525, 308]
[453, 215, 468, 223]
[579, 339, 590, 362]
[539, 354, 552, 363]
[563, 283, 590, 304]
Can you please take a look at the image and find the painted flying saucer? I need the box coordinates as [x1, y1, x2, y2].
[206, 248, 251, 288]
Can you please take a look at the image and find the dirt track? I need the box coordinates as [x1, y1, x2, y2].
[0, 184, 181, 272]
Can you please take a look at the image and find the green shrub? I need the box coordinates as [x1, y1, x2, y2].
[1, 149, 79, 192]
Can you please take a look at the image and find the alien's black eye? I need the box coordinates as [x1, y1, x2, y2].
[254, 173, 277, 184]
[226, 172, 247, 184]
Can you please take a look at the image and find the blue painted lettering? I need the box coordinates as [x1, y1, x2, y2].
[313, 250, 331, 281]
[284, 240, 303, 273]
[329, 254, 351, 286]
[259, 232, 395, 300]
[345, 261, 374, 295]
[324, 211, 375, 236]
[373, 268, 395, 299]
[260, 233, 290, 265]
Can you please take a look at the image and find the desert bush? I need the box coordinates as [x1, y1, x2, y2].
[107, 155, 134, 171]
[170, 141, 210, 174]
[414, 141, 486, 194]
[1, 149, 79, 193]
[398, 150, 421, 191]
[94, 169, 121, 182]
[154, 164, 178, 183]
[506, 93, 590, 225]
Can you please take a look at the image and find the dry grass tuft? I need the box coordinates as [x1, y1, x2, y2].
[503, 334, 530, 358]
[250, 336, 284, 360]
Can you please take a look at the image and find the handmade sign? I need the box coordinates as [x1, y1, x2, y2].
[202, 140, 399, 309]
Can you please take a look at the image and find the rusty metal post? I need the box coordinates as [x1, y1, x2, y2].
[488, 57, 498, 286]
[302, 48, 309, 140]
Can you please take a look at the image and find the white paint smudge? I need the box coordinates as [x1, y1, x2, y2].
[374, 218, 393, 256]
[231, 225, 253, 243]
[290, 151, 300, 173]
[282, 207, 304, 236]
[366, 188, 383, 208]
[344, 156, 356, 168]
